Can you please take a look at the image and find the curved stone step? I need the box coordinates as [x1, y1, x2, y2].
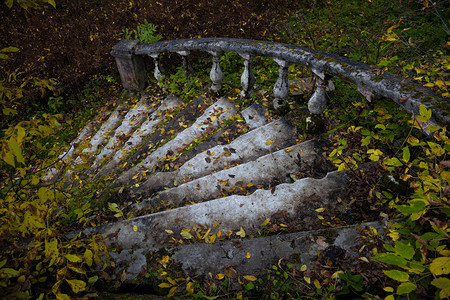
[85, 97, 159, 175]
[111, 221, 383, 281]
[94, 95, 183, 179]
[68, 101, 131, 171]
[132, 117, 297, 196]
[83, 170, 347, 250]
[132, 139, 326, 212]
[113, 96, 239, 187]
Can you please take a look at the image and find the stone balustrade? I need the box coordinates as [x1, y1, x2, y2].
[111, 38, 449, 130]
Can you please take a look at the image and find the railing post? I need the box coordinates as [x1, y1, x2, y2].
[273, 59, 291, 109]
[208, 50, 223, 93]
[239, 53, 255, 98]
[177, 50, 194, 76]
[149, 52, 165, 88]
[111, 40, 147, 92]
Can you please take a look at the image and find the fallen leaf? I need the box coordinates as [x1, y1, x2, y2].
[316, 236, 329, 247]
[236, 227, 246, 238]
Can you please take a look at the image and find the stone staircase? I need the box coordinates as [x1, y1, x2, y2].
[50, 38, 448, 295]
[57, 90, 374, 291]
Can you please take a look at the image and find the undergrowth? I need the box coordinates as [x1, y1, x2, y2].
[0, 0, 448, 299]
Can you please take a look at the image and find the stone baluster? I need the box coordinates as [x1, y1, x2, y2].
[111, 40, 147, 92]
[208, 50, 223, 93]
[238, 53, 255, 98]
[273, 59, 291, 109]
[308, 69, 328, 114]
[177, 50, 194, 76]
[149, 52, 165, 88]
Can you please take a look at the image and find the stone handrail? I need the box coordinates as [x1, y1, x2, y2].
[111, 38, 449, 129]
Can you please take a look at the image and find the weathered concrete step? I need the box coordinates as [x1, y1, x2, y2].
[110, 96, 211, 180]
[128, 103, 268, 195]
[71, 101, 131, 168]
[83, 170, 347, 250]
[86, 97, 159, 175]
[110, 221, 384, 281]
[132, 117, 297, 197]
[94, 95, 183, 179]
[114, 96, 239, 187]
[132, 139, 326, 213]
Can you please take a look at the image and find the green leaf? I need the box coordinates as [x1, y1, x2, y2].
[431, 277, 450, 299]
[88, 275, 98, 285]
[5, 0, 13, 9]
[430, 257, 450, 275]
[397, 282, 417, 295]
[383, 270, 409, 282]
[66, 279, 86, 293]
[84, 249, 93, 267]
[8, 137, 24, 165]
[65, 254, 82, 263]
[394, 241, 415, 260]
[46, 0, 56, 8]
[0, 268, 20, 277]
[245, 283, 255, 290]
[372, 253, 407, 267]
[1, 46, 19, 53]
[402, 146, 410, 163]
[417, 104, 431, 122]
[56, 294, 71, 300]
[396, 199, 428, 215]
[1, 150, 15, 167]
[68, 265, 86, 275]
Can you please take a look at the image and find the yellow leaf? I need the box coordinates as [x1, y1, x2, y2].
[181, 231, 193, 239]
[315, 207, 325, 213]
[56, 294, 71, 300]
[430, 257, 450, 275]
[66, 279, 86, 293]
[84, 249, 93, 267]
[284, 148, 293, 152]
[331, 271, 344, 279]
[169, 286, 178, 297]
[314, 279, 321, 289]
[65, 254, 82, 263]
[300, 265, 307, 272]
[158, 282, 172, 288]
[304, 276, 311, 284]
[244, 275, 257, 281]
[266, 139, 272, 145]
[246, 252, 251, 259]
[133, 225, 138, 232]
[186, 282, 194, 294]
[236, 227, 246, 238]
[261, 218, 270, 226]
[161, 256, 170, 266]
[246, 183, 253, 187]
[167, 277, 177, 285]
[216, 273, 225, 280]
[383, 286, 394, 292]
[360, 257, 369, 263]
[236, 290, 243, 299]
[165, 229, 174, 234]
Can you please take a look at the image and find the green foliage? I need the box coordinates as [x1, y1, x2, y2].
[121, 19, 162, 44]
[4, 0, 56, 9]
